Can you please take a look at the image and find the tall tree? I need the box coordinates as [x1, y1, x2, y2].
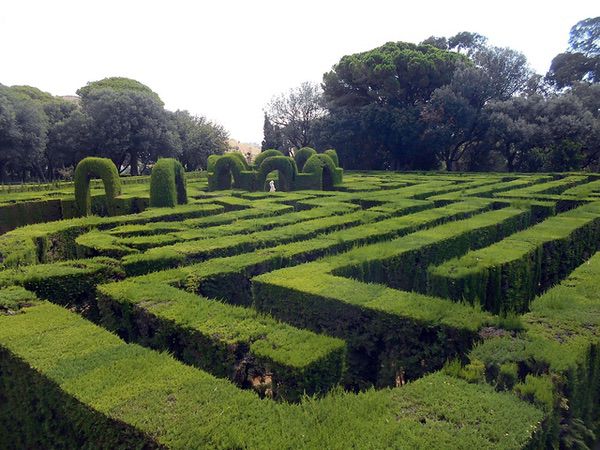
[548, 17, 600, 88]
[77, 78, 176, 175]
[320, 41, 467, 169]
[264, 82, 325, 151]
[261, 113, 284, 151]
[170, 110, 229, 170]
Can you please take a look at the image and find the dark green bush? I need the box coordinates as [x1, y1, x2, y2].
[73, 157, 122, 216]
[211, 154, 246, 190]
[254, 149, 283, 168]
[324, 149, 339, 167]
[149, 158, 188, 207]
[256, 156, 297, 192]
[303, 154, 339, 189]
[294, 147, 317, 171]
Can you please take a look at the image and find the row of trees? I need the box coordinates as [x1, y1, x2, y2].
[0, 77, 229, 182]
[263, 18, 599, 172]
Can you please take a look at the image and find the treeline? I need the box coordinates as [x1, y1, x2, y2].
[263, 18, 599, 172]
[0, 77, 229, 182]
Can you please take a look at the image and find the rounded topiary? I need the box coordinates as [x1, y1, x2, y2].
[257, 156, 297, 191]
[213, 153, 246, 189]
[207, 154, 220, 172]
[324, 149, 339, 167]
[294, 147, 317, 171]
[225, 151, 250, 170]
[303, 154, 337, 190]
[149, 158, 188, 207]
[254, 149, 284, 168]
[74, 157, 122, 216]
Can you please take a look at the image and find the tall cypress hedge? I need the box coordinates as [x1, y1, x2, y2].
[149, 158, 188, 208]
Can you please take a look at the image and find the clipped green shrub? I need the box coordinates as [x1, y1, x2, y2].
[149, 158, 188, 208]
[324, 149, 339, 167]
[74, 157, 122, 216]
[294, 147, 317, 171]
[225, 151, 250, 170]
[303, 153, 339, 190]
[254, 149, 283, 168]
[257, 156, 297, 192]
[207, 154, 220, 172]
[212, 153, 246, 190]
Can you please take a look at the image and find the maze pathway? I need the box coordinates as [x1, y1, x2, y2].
[1, 172, 600, 449]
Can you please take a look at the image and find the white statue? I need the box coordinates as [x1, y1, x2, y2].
[269, 180, 276, 192]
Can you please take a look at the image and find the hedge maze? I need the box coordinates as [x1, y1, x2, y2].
[1, 170, 600, 448]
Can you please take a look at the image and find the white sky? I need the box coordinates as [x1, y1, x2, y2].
[1, 0, 598, 144]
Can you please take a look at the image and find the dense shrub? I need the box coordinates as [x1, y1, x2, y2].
[324, 149, 340, 167]
[149, 158, 188, 207]
[294, 147, 317, 171]
[303, 153, 339, 189]
[254, 149, 284, 168]
[213, 153, 246, 190]
[256, 156, 297, 191]
[74, 157, 122, 216]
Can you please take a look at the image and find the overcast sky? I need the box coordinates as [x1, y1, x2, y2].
[2, 0, 598, 144]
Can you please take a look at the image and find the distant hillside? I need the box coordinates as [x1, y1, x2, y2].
[228, 139, 261, 162]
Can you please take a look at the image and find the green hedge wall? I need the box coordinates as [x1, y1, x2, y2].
[74, 157, 122, 217]
[0, 302, 543, 449]
[294, 147, 317, 171]
[324, 149, 340, 167]
[212, 153, 246, 190]
[149, 158, 188, 208]
[428, 202, 600, 313]
[256, 156, 297, 192]
[253, 149, 283, 168]
[97, 280, 346, 401]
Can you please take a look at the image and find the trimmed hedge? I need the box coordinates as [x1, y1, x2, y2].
[0, 302, 543, 449]
[212, 153, 246, 190]
[74, 157, 122, 216]
[97, 280, 346, 401]
[428, 202, 600, 313]
[253, 149, 283, 168]
[294, 147, 317, 171]
[303, 153, 340, 189]
[256, 156, 297, 192]
[324, 149, 339, 167]
[149, 158, 188, 207]
[465, 251, 600, 447]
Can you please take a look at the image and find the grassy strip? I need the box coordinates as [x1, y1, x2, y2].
[97, 280, 346, 401]
[428, 202, 600, 313]
[0, 301, 542, 449]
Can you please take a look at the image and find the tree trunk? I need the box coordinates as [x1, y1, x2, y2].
[130, 150, 139, 176]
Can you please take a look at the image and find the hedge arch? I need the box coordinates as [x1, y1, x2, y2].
[324, 149, 339, 167]
[149, 158, 188, 207]
[257, 156, 297, 192]
[74, 157, 122, 217]
[303, 154, 337, 191]
[294, 147, 317, 171]
[226, 152, 250, 170]
[213, 153, 246, 190]
[254, 149, 284, 168]
[207, 154, 220, 172]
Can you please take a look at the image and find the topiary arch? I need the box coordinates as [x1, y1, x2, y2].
[294, 147, 317, 171]
[254, 149, 284, 168]
[213, 153, 246, 190]
[74, 157, 122, 217]
[149, 158, 188, 207]
[257, 156, 297, 192]
[303, 154, 337, 190]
